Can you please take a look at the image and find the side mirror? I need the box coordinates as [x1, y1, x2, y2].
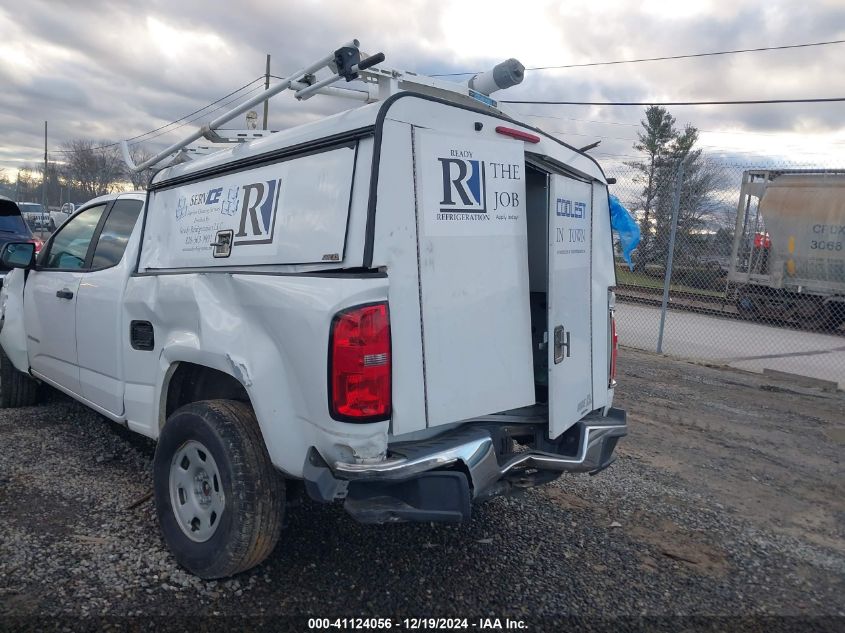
[1, 242, 36, 270]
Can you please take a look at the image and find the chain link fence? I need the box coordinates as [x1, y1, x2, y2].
[604, 153, 845, 389]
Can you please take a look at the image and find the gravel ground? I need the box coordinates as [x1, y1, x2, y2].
[1, 348, 843, 631]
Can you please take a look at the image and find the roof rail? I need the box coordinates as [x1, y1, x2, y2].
[121, 40, 524, 173]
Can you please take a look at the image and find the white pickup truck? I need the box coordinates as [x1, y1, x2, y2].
[0, 45, 626, 579]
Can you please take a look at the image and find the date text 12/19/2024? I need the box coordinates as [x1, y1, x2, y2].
[308, 617, 528, 630]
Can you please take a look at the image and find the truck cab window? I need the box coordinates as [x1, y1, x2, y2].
[91, 199, 144, 269]
[41, 204, 106, 270]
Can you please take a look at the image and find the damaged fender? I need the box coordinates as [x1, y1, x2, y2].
[0, 269, 30, 373]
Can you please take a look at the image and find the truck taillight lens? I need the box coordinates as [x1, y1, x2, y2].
[609, 309, 618, 387]
[329, 302, 391, 422]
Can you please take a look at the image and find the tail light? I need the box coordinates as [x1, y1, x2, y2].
[29, 238, 43, 254]
[608, 308, 618, 388]
[329, 302, 391, 422]
[495, 126, 541, 144]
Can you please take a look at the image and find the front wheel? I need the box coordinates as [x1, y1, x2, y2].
[0, 348, 39, 408]
[153, 400, 285, 578]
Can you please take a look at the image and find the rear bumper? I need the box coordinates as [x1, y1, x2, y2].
[304, 407, 627, 523]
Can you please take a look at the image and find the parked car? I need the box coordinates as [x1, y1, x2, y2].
[0, 198, 42, 288]
[50, 203, 76, 231]
[17, 202, 49, 231]
[0, 43, 626, 580]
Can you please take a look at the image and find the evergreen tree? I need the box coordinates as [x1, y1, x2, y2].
[628, 108, 724, 269]
[625, 106, 677, 267]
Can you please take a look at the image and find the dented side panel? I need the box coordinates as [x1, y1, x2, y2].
[121, 273, 390, 476]
[0, 268, 30, 373]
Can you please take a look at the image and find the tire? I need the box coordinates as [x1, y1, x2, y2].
[0, 348, 39, 408]
[798, 302, 842, 332]
[153, 399, 284, 578]
[49, 220, 56, 232]
[826, 303, 845, 331]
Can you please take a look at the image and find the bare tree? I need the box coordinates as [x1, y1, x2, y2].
[61, 139, 124, 199]
[124, 144, 155, 190]
[14, 167, 39, 202]
[0, 168, 13, 199]
[34, 159, 63, 208]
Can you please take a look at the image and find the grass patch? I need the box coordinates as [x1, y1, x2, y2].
[615, 266, 727, 298]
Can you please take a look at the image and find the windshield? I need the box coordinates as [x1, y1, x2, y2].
[0, 202, 32, 235]
[0, 214, 31, 235]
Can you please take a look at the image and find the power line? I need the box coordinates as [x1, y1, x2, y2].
[432, 38, 845, 76]
[124, 77, 265, 144]
[129, 83, 268, 146]
[123, 77, 264, 144]
[513, 111, 790, 137]
[503, 97, 845, 106]
[591, 143, 840, 159]
[51, 76, 265, 154]
[519, 111, 845, 143]
[547, 129, 637, 142]
[515, 111, 642, 127]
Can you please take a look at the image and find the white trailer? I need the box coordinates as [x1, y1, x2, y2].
[728, 169, 845, 329]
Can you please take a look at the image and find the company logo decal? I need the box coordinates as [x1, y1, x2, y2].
[438, 156, 487, 216]
[434, 150, 523, 227]
[175, 178, 282, 249]
[423, 134, 524, 236]
[556, 198, 585, 219]
[219, 187, 241, 217]
[233, 179, 281, 244]
[554, 197, 588, 252]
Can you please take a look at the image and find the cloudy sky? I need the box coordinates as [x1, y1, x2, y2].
[1, 0, 844, 180]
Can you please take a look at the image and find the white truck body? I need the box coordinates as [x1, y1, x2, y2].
[49, 203, 75, 231]
[0, 66, 625, 576]
[17, 202, 49, 230]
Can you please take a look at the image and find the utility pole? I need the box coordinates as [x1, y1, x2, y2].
[42, 121, 48, 238]
[263, 54, 271, 130]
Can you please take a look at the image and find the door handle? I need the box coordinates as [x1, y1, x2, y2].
[553, 325, 570, 364]
[56, 289, 74, 300]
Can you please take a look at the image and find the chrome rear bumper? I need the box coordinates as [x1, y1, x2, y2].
[304, 408, 627, 523]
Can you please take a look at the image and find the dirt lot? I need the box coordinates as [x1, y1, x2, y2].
[1, 348, 843, 631]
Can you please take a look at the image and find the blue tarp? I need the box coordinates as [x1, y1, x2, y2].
[609, 194, 640, 271]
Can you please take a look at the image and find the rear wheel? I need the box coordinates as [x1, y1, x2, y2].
[798, 301, 843, 332]
[153, 399, 284, 578]
[0, 348, 39, 408]
[826, 302, 845, 331]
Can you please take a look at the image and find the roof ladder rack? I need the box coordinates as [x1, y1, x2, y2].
[121, 40, 385, 172]
[121, 39, 526, 174]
